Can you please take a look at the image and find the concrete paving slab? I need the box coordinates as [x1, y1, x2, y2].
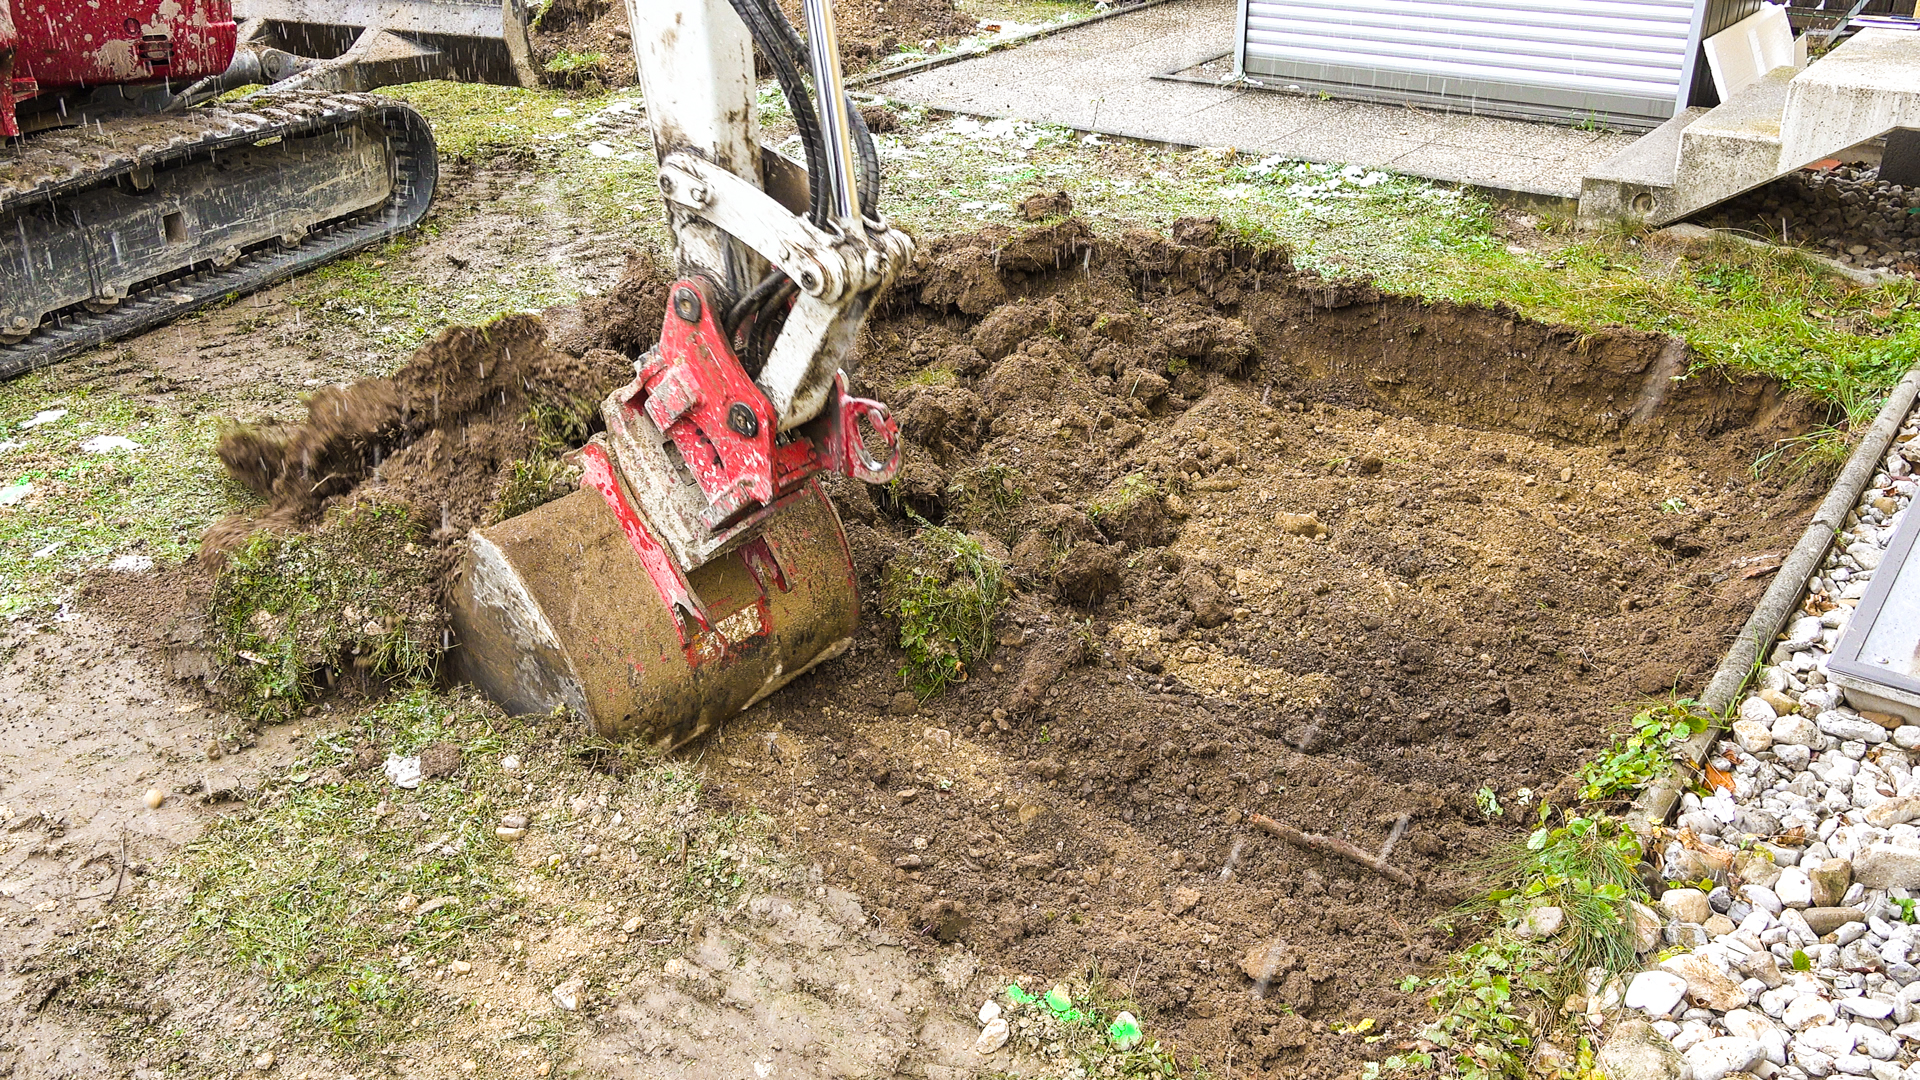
[872, 0, 1639, 199]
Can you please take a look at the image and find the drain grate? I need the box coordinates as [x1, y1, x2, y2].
[1830, 504, 1920, 721]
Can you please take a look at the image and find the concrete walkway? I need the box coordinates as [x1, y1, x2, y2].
[871, 0, 1641, 200]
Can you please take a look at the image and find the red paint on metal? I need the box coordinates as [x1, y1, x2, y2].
[5, 0, 237, 133]
[579, 442, 712, 655]
[626, 278, 779, 530]
[620, 277, 902, 539]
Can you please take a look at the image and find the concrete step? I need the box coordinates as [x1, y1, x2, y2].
[1579, 28, 1920, 228]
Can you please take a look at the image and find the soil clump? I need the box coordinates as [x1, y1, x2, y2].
[155, 215, 1830, 1075]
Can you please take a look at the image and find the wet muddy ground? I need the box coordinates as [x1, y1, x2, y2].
[98, 212, 1837, 1076]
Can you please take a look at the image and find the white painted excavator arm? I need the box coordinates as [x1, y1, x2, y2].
[623, 0, 913, 431]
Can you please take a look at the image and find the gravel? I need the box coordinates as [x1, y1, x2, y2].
[1695, 162, 1920, 276]
[1601, 409, 1920, 1079]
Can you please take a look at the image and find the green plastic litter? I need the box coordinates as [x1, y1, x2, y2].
[1006, 985, 1036, 1005]
[1108, 1011, 1143, 1051]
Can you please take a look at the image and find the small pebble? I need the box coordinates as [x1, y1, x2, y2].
[143, 788, 164, 810]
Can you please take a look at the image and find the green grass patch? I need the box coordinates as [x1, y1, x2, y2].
[82, 690, 520, 1056]
[66, 688, 781, 1068]
[1385, 815, 1646, 1080]
[0, 375, 249, 616]
[863, 105, 1919, 409]
[208, 501, 447, 724]
[883, 521, 1008, 697]
[1574, 697, 1711, 804]
[488, 400, 596, 523]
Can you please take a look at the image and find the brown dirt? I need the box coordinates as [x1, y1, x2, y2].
[202, 290, 665, 560]
[530, 0, 973, 89]
[679, 216, 1827, 1076]
[178, 215, 1828, 1076]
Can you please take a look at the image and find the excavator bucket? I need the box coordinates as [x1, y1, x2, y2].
[449, 476, 861, 753]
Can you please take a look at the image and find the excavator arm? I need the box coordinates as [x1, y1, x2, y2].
[449, 0, 912, 749]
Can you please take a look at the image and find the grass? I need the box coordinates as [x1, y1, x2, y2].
[882, 520, 1008, 697]
[488, 399, 596, 523]
[207, 501, 447, 724]
[1381, 814, 1647, 1080]
[0, 372, 252, 616]
[62, 687, 780, 1070]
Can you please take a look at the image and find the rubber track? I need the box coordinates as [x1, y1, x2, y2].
[0, 89, 437, 381]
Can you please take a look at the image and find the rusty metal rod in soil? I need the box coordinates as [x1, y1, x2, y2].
[1247, 813, 1418, 886]
[1630, 363, 1920, 835]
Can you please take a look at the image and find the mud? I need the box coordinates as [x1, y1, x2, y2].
[183, 216, 1827, 1075]
[530, 0, 973, 89]
[688, 217, 1826, 1075]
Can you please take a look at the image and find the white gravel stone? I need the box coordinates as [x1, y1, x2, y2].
[1664, 889, 1713, 925]
[1781, 867, 1817, 908]
[1799, 1023, 1856, 1058]
[1625, 971, 1691, 1016]
[1852, 1023, 1899, 1059]
[1857, 846, 1920, 890]
[1786, 996, 1840, 1030]
[1746, 696, 1782, 726]
[973, 1017, 1009, 1055]
[1777, 715, 1824, 747]
[1737, 719, 1778, 754]
[1896, 727, 1920, 751]
[1821, 714, 1889, 745]
[1687, 1036, 1766, 1080]
[1838, 997, 1894, 1020]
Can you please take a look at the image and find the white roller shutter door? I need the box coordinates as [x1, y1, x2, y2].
[1238, 0, 1726, 128]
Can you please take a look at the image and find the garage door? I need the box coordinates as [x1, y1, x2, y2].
[1237, 0, 1763, 129]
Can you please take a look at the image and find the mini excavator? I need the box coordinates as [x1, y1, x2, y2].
[2, 0, 908, 744]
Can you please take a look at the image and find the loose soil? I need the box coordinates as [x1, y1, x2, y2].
[156, 214, 1833, 1075]
[531, 0, 974, 89]
[689, 217, 1828, 1075]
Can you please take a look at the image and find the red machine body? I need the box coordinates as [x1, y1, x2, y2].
[0, 0, 238, 135]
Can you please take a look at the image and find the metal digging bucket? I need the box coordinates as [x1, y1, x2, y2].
[449, 470, 859, 753]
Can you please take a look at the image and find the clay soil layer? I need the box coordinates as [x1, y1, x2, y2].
[180, 217, 1826, 1076]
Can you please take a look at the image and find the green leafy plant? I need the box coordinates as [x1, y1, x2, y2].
[1415, 814, 1646, 1079]
[1475, 786, 1504, 819]
[882, 520, 1007, 698]
[1897, 897, 1918, 924]
[1575, 698, 1708, 802]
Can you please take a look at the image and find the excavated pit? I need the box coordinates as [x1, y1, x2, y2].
[192, 217, 1829, 1075]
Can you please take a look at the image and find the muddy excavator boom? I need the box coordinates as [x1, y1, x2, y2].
[449, 0, 910, 750]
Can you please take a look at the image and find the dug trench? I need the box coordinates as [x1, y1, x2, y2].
[120, 216, 1828, 1075]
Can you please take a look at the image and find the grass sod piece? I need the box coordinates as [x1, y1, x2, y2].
[207, 500, 448, 724]
[882, 520, 1009, 698]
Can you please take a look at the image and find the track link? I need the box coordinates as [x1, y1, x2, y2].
[0, 89, 436, 380]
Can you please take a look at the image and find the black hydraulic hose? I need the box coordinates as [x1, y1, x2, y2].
[726, 0, 830, 227]
[748, 0, 881, 220]
[743, 278, 798, 377]
[727, 268, 791, 337]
